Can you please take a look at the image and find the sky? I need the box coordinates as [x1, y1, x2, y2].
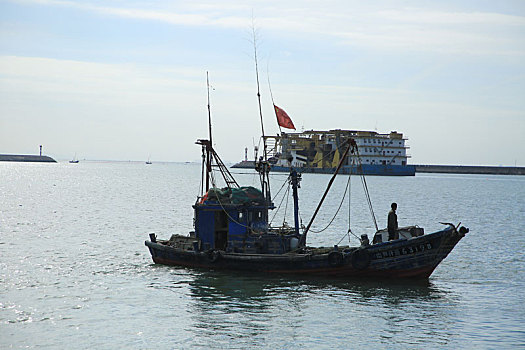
[1, 0, 524, 165]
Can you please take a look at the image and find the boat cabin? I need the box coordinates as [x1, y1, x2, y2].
[193, 187, 299, 254]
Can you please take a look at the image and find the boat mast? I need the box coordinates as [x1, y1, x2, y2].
[251, 25, 271, 205]
[290, 169, 301, 235]
[253, 27, 266, 159]
[205, 71, 212, 192]
[197, 72, 239, 193]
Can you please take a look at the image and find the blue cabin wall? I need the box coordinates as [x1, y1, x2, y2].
[194, 204, 293, 254]
[227, 208, 256, 253]
[194, 207, 216, 250]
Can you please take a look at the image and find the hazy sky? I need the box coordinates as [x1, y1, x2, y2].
[1, 0, 524, 165]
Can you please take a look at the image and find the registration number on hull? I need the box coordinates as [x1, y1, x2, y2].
[374, 242, 433, 259]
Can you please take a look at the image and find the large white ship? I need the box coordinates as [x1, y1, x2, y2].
[234, 129, 415, 176]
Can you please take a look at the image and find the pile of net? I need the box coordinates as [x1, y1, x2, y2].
[202, 186, 265, 205]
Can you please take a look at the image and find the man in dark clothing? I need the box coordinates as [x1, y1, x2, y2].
[388, 202, 398, 241]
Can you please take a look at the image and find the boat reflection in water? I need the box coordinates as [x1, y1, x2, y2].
[160, 268, 459, 348]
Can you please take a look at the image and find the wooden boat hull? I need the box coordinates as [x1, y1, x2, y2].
[145, 225, 467, 279]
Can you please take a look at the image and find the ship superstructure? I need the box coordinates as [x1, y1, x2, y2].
[262, 129, 415, 176]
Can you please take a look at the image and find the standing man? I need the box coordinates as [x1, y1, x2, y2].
[388, 202, 398, 241]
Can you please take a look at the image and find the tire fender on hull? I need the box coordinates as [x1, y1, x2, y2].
[327, 251, 344, 267]
[351, 248, 370, 270]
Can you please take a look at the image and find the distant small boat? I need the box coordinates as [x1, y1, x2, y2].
[146, 155, 152, 164]
[69, 154, 79, 163]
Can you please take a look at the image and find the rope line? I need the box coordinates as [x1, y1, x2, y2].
[282, 182, 290, 226]
[309, 170, 352, 234]
[269, 182, 290, 225]
[353, 150, 378, 231]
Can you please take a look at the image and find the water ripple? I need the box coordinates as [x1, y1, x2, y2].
[1, 164, 524, 348]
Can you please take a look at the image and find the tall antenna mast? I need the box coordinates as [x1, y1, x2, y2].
[251, 21, 272, 206]
[252, 25, 266, 157]
[207, 71, 212, 147]
[205, 71, 212, 192]
[198, 72, 239, 193]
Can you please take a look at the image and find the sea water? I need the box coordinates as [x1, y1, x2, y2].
[1, 161, 524, 349]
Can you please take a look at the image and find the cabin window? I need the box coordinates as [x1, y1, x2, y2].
[248, 210, 263, 221]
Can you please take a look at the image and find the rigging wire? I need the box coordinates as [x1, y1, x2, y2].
[309, 171, 352, 234]
[271, 175, 290, 200]
[335, 156, 362, 245]
[336, 229, 362, 245]
[355, 149, 378, 231]
[269, 183, 290, 225]
[282, 182, 290, 225]
[268, 176, 290, 224]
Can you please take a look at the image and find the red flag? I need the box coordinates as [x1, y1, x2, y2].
[273, 104, 296, 130]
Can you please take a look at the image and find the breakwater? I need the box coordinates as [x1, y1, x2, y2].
[0, 154, 57, 163]
[232, 161, 524, 176]
[415, 164, 525, 175]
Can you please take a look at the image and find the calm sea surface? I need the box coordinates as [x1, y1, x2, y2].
[1, 161, 524, 349]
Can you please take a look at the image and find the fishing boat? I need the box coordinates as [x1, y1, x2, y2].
[144, 137, 467, 279]
[145, 57, 468, 280]
[69, 154, 79, 164]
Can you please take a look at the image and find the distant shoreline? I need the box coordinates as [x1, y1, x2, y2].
[0, 154, 56, 163]
[414, 164, 525, 175]
[2, 154, 523, 175]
